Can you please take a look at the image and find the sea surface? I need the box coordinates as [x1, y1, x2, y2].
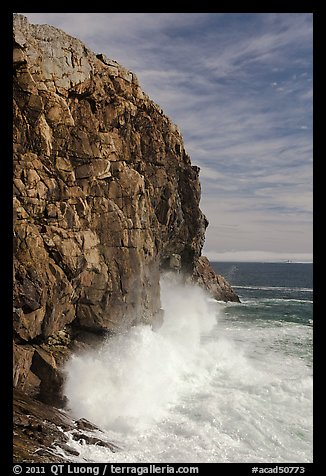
[61, 262, 313, 463]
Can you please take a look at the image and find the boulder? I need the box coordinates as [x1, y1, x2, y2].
[192, 256, 240, 302]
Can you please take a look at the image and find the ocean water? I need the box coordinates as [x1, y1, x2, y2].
[61, 262, 313, 463]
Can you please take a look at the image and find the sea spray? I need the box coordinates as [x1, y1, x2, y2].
[63, 272, 312, 462]
[64, 274, 219, 432]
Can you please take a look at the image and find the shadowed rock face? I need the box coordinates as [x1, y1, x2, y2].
[13, 14, 239, 406]
[13, 389, 120, 462]
[192, 257, 240, 303]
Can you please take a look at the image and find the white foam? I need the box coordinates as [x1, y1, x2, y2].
[64, 275, 218, 432]
[234, 286, 313, 292]
[63, 274, 313, 463]
[237, 298, 313, 305]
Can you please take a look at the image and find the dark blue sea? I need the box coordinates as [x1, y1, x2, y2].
[212, 261, 313, 326]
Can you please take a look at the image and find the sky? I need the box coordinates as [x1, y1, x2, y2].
[20, 13, 313, 262]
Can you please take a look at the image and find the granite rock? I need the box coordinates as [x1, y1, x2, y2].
[13, 15, 239, 406]
[13, 389, 118, 462]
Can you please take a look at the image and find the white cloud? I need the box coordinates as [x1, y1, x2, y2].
[205, 250, 313, 263]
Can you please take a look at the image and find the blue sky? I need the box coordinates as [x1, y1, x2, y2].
[20, 13, 313, 262]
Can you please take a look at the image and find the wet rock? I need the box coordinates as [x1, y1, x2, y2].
[192, 256, 240, 302]
[13, 389, 72, 462]
[13, 390, 117, 462]
[71, 432, 119, 452]
[75, 418, 102, 432]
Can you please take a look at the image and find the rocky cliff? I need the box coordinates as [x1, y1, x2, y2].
[13, 13, 239, 433]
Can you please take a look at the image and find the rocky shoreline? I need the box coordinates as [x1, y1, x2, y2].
[13, 14, 239, 462]
[14, 389, 120, 462]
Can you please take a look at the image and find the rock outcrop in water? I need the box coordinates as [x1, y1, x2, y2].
[13, 14, 239, 461]
[192, 256, 240, 302]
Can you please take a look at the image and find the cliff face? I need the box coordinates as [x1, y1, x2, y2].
[13, 15, 239, 406]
